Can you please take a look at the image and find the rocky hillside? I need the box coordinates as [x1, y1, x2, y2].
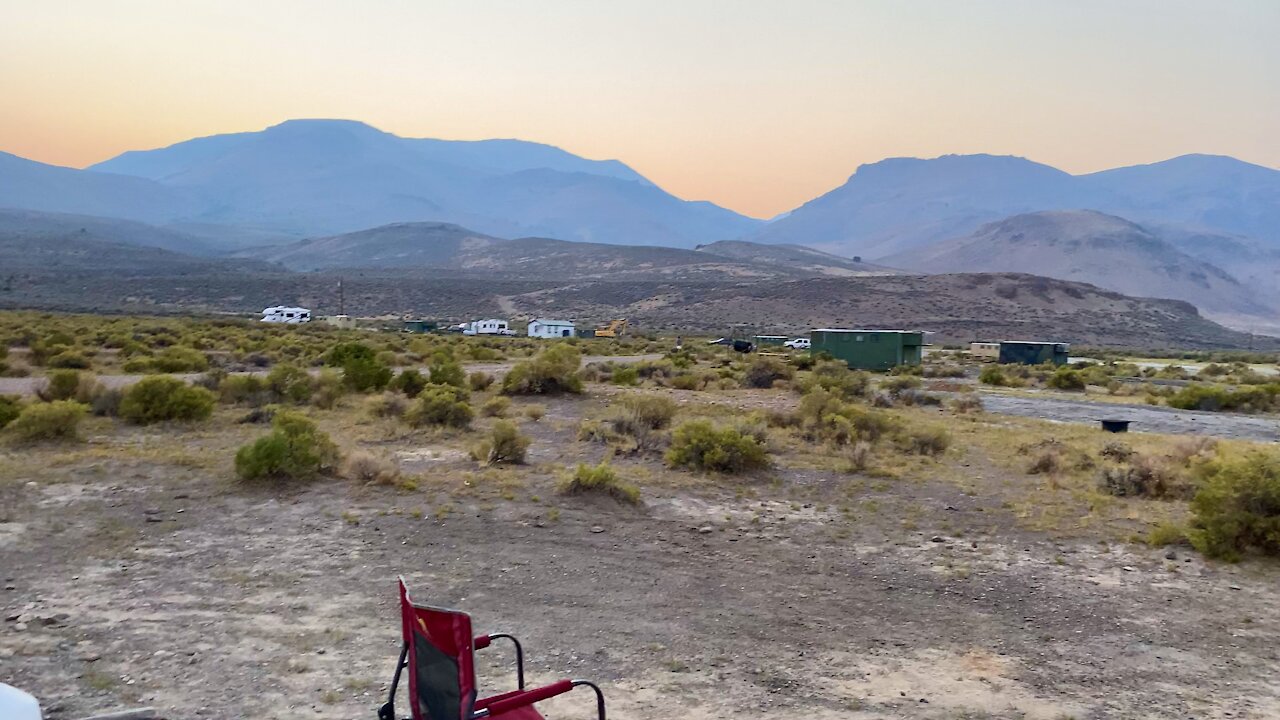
[883, 210, 1269, 319]
[695, 240, 902, 276]
[2, 269, 1267, 350]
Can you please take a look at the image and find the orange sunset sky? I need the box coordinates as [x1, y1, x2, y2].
[2, 0, 1277, 218]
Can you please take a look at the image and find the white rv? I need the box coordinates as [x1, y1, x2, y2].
[462, 319, 513, 336]
[261, 306, 312, 324]
[527, 319, 576, 339]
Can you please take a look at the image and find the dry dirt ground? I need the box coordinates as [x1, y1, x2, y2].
[2, 386, 1279, 720]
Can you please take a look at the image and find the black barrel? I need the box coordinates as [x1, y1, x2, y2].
[1101, 419, 1131, 433]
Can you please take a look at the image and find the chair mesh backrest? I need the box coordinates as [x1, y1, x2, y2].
[399, 579, 478, 720]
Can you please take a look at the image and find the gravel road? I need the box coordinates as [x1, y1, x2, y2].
[980, 392, 1280, 442]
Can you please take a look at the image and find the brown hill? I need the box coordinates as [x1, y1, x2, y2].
[500, 272, 1269, 349]
[695, 240, 902, 276]
[884, 210, 1271, 322]
[243, 221, 835, 280]
[3, 270, 1267, 350]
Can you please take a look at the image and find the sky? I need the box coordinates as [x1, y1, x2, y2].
[2, 0, 1277, 218]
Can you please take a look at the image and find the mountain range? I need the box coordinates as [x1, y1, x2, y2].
[0, 119, 759, 248]
[2, 119, 1279, 334]
[750, 153, 1280, 258]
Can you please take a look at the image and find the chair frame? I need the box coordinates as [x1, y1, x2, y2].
[379, 580, 606, 720]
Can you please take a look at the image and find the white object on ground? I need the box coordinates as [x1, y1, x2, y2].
[0, 683, 42, 720]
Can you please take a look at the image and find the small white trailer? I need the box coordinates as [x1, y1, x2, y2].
[261, 306, 312, 323]
[462, 319, 513, 336]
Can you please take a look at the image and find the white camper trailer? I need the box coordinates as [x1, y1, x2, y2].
[462, 319, 513, 336]
[527, 319, 576, 338]
[261, 306, 312, 324]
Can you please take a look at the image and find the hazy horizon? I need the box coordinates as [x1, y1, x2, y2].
[3, 0, 1277, 218]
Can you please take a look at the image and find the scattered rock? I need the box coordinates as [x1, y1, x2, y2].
[590, 526, 605, 534]
[698, 526, 714, 534]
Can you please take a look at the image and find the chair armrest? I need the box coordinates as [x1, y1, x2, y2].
[478, 679, 574, 716]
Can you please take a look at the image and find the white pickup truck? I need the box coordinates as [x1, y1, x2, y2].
[784, 338, 811, 350]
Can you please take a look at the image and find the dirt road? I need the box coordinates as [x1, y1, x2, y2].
[980, 392, 1280, 442]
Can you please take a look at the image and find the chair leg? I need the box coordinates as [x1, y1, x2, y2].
[379, 643, 409, 720]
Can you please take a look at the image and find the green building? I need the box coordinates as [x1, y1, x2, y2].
[753, 335, 789, 347]
[401, 319, 438, 334]
[998, 341, 1070, 366]
[810, 329, 925, 370]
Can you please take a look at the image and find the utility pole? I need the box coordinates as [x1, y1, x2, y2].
[338, 276, 345, 316]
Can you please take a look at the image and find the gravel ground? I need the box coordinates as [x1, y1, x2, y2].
[980, 392, 1280, 442]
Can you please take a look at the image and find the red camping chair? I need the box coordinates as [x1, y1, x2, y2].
[379, 578, 606, 720]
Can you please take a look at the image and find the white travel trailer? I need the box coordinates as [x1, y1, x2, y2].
[261, 306, 312, 324]
[527, 319, 576, 338]
[462, 319, 513, 336]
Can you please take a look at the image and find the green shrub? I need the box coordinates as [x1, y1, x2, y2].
[151, 346, 209, 373]
[468, 371, 495, 391]
[121, 357, 155, 373]
[611, 366, 640, 386]
[0, 395, 21, 429]
[471, 420, 530, 465]
[1147, 522, 1188, 547]
[665, 420, 769, 473]
[266, 363, 313, 403]
[39, 370, 82, 401]
[405, 384, 473, 428]
[619, 394, 678, 430]
[7, 400, 86, 441]
[119, 376, 216, 424]
[559, 461, 640, 504]
[388, 369, 429, 398]
[235, 411, 340, 482]
[480, 396, 511, 417]
[428, 355, 466, 388]
[342, 355, 393, 392]
[220, 374, 269, 405]
[1186, 450, 1280, 560]
[367, 392, 409, 419]
[1046, 368, 1087, 391]
[1167, 384, 1279, 413]
[311, 369, 345, 409]
[979, 366, 1011, 386]
[742, 356, 794, 388]
[667, 372, 705, 391]
[502, 345, 583, 395]
[881, 376, 922, 394]
[795, 387, 899, 445]
[46, 351, 92, 369]
[326, 342, 376, 367]
[327, 342, 393, 392]
[800, 361, 870, 398]
[894, 425, 951, 456]
[523, 404, 546, 421]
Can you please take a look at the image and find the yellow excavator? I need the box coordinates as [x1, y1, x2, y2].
[594, 319, 628, 338]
